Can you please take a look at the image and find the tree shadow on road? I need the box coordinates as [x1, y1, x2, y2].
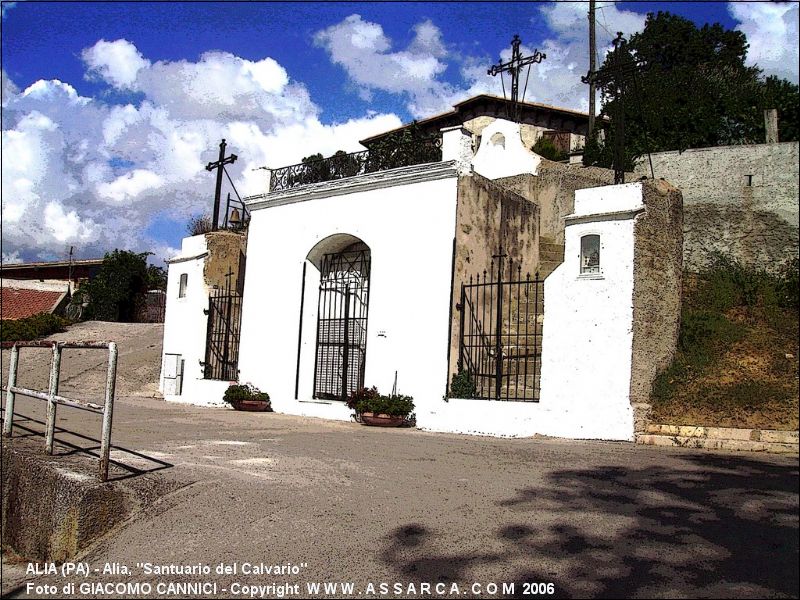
[381, 452, 798, 598]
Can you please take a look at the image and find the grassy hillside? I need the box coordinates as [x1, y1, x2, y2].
[652, 255, 799, 430]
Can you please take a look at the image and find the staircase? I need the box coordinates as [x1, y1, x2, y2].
[538, 236, 565, 279]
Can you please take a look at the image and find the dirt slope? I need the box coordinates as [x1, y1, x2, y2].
[1, 321, 164, 403]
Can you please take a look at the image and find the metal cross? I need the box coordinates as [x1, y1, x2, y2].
[206, 139, 238, 232]
[582, 32, 641, 184]
[488, 35, 546, 122]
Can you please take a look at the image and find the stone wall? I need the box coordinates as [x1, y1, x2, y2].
[629, 180, 684, 433]
[634, 142, 799, 272]
[496, 161, 614, 242]
[448, 174, 539, 378]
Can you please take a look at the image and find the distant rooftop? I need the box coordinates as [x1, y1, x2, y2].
[360, 94, 601, 146]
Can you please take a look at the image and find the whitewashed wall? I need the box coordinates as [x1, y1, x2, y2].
[421, 183, 644, 440]
[160, 235, 230, 407]
[238, 163, 460, 421]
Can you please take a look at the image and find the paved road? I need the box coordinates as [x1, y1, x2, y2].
[3, 391, 798, 599]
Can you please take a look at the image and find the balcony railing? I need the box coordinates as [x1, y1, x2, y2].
[269, 136, 442, 193]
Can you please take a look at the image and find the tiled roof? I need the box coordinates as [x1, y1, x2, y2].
[1, 286, 66, 320]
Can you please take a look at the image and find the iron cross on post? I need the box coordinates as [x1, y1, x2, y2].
[206, 139, 238, 232]
[488, 35, 546, 122]
[582, 32, 641, 184]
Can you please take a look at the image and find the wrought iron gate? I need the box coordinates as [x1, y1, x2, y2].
[204, 278, 243, 381]
[313, 243, 371, 400]
[458, 258, 544, 402]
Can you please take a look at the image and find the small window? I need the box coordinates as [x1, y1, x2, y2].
[580, 235, 601, 274]
[178, 273, 188, 298]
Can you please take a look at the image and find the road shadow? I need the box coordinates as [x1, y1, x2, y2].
[381, 452, 798, 598]
[1, 410, 173, 482]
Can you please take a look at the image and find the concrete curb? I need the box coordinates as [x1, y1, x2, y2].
[637, 424, 799, 454]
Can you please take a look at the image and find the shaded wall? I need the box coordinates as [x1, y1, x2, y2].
[634, 142, 799, 272]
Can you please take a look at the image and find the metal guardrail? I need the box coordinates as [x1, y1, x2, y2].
[1, 340, 118, 481]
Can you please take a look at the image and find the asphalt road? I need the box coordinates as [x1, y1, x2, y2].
[1, 323, 798, 598]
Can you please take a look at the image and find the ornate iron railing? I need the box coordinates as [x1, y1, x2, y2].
[269, 136, 442, 192]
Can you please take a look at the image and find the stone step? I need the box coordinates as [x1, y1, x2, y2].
[636, 434, 798, 454]
[539, 249, 565, 262]
[645, 424, 799, 444]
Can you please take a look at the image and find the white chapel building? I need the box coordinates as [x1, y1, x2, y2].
[160, 96, 683, 441]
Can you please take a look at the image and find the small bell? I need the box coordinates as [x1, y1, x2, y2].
[229, 207, 241, 228]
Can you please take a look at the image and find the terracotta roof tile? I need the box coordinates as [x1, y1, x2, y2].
[1, 287, 65, 320]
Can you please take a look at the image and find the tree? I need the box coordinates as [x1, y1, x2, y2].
[532, 136, 568, 162]
[83, 250, 161, 322]
[584, 11, 799, 168]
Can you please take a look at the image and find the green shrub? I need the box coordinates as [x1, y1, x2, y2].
[698, 253, 784, 310]
[223, 383, 270, 406]
[448, 368, 477, 399]
[349, 388, 415, 417]
[347, 386, 380, 411]
[1, 312, 68, 342]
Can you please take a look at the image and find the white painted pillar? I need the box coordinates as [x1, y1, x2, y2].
[440, 126, 473, 174]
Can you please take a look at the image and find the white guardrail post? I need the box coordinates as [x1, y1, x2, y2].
[2, 345, 19, 437]
[99, 342, 118, 482]
[45, 343, 62, 455]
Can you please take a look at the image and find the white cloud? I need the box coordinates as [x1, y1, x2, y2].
[2, 39, 401, 264]
[96, 169, 164, 203]
[533, 2, 646, 110]
[43, 201, 95, 243]
[314, 8, 646, 119]
[729, 2, 799, 84]
[314, 15, 455, 118]
[82, 39, 151, 89]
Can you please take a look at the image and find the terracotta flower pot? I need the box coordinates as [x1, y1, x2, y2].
[360, 412, 406, 427]
[230, 399, 271, 412]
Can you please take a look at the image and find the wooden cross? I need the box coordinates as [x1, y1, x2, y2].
[205, 139, 238, 232]
[488, 35, 546, 121]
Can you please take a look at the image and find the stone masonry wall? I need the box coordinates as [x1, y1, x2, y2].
[629, 179, 684, 433]
[496, 161, 614, 242]
[634, 142, 799, 272]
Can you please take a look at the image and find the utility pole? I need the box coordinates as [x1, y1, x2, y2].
[205, 139, 238, 232]
[588, 0, 596, 137]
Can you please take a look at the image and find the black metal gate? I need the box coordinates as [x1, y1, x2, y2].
[313, 243, 371, 400]
[204, 279, 243, 381]
[458, 257, 544, 402]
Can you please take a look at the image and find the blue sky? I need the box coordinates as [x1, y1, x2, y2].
[2, 1, 798, 264]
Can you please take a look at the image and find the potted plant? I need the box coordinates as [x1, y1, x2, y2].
[348, 386, 414, 427]
[224, 383, 271, 412]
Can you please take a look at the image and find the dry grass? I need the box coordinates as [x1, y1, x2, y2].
[652, 260, 799, 431]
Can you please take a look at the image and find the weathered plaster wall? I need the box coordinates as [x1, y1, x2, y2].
[204, 231, 247, 291]
[448, 174, 539, 377]
[633, 142, 799, 271]
[629, 180, 684, 433]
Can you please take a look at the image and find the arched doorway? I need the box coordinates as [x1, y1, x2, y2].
[309, 238, 371, 400]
